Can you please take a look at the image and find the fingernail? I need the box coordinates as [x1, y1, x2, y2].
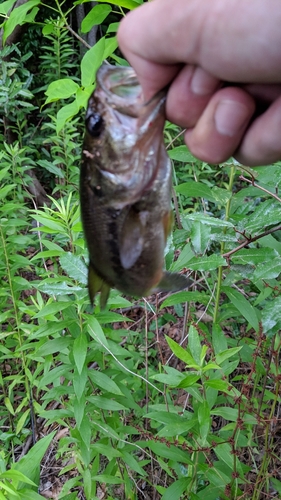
[191, 67, 218, 95]
[215, 100, 249, 136]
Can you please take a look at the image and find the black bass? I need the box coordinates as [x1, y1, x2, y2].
[80, 63, 190, 308]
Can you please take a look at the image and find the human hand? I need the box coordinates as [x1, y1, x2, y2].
[118, 0, 281, 166]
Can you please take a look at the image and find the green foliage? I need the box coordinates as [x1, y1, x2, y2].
[0, 1, 281, 499]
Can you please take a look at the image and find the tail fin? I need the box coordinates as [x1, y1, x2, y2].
[155, 272, 191, 293]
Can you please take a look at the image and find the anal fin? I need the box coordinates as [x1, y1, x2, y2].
[88, 264, 110, 309]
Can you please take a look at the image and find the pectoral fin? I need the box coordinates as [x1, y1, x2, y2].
[88, 263, 110, 309]
[119, 209, 149, 270]
[155, 272, 191, 293]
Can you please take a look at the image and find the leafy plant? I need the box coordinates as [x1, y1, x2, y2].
[0, 1, 281, 499]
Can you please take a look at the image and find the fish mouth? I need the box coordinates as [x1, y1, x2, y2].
[96, 63, 166, 120]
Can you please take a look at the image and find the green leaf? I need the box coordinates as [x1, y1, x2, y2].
[160, 291, 209, 309]
[0, 470, 35, 486]
[261, 296, 281, 333]
[0, 481, 19, 497]
[121, 450, 146, 476]
[56, 100, 80, 134]
[165, 336, 200, 369]
[190, 221, 211, 254]
[37, 160, 64, 179]
[176, 180, 212, 198]
[204, 380, 234, 393]
[211, 186, 232, 204]
[81, 4, 112, 33]
[60, 253, 88, 285]
[162, 478, 192, 500]
[37, 282, 83, 296]
[211, 407, 257, 423]
[73, 334, 88, 375]
[271, 478, 281, 494]
[16, 409, 30, 435]
[165, 335, 200, 370]
[89, 396, 127, 411]
[4, 397, 14, 415]
[0, 166, 10, 182]
[33, 301, 72, 319]
[45, 78, 79, 103]
[168, 146, 195, 163]
[223, 286, 259, 331]
[87, 316, 110, 349]
[212, 324, 228, 355]
[210, 407, 238, 421]
[150, 370, 187, 387]
[157, 419, 197, 437]
[202, 362, 221, 372]
[176, 374, 201, 388]
[0, 0, 15, 16]
[215, 346, 242, 364]
[244, 201, 281, 234]
[73, 394, 85, 426]
[95, 311, 130, 323]
[92, 443, 122, 460]
[198, 400, 210, 443]
[170, 242, 195, 271]
[145, 411, 187, 426]
[39, 365, 70, 389]
[231, 247, 277, 265]
[35, 338, 70, 357]
[91, 474, 124, 484]
[188, 325, 201, 365]
[31, 214, 65, 232]
[187, 254, 227, 271]
[144, 441, 192, 464]
[253, 257, 281, 281]
[89, 370, 123, 395]
[3, 0, 40, 43]
[81, 37, 105, 88]
[214, 443, 241, 473]
[183, 213, 234, 228]
[13, 432, 56, 483]
[95, 0, 140, 9]
[104, 36, 118, 60]
[73, 366, 88, 403]
[0, 184, 16, 200]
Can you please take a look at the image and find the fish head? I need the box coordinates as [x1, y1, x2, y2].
[83, 64, 168, 205]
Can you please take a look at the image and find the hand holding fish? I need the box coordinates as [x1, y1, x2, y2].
[118, 0, 281, 167]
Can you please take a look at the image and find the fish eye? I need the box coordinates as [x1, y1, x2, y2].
[86, 113, 104, 137]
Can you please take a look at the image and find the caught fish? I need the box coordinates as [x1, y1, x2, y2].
[80, 63, 190, 308]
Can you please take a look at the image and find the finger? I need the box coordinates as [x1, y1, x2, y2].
[118, 0, 281, 93]
[166, 65, 221, 128]
[235, 95, 281, 166]
[184, 87, 255, 164]
[242, 83, 281, 104]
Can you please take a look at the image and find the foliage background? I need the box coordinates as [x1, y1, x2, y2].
[0, 1, 281, 499]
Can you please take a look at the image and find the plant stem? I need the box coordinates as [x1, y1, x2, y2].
[223, 222, 281, 258]
[213, 166, 236, 324]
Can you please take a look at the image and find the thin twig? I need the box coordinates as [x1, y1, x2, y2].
[239, 175, 281, 203]
[66, 24, 91, 50]
[165, 128, 186, 150]
[223, 224, 281, 259]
